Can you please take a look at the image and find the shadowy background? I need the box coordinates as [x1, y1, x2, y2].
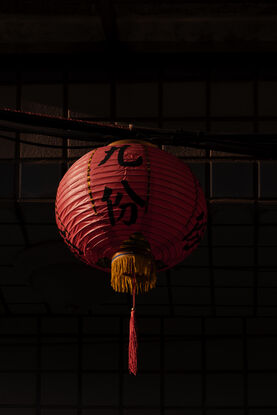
[0, 1, 277, 414]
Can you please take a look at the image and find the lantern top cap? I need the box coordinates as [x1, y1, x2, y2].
[109, 139, 157, 148]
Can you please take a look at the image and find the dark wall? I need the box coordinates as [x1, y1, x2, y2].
[0, 52, 277, 414]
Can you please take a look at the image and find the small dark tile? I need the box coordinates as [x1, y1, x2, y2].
[0, 345, 37, 370]
[41, 411, 77, 415]
[41, 373, 78, 405]
[0, 247, 24, 265]
[116, 82, 158, 118]
[257, 306, 277, 316]
[68, 83, 111, 118]
[0, 162, 14, 197]
[214, 270, 254, 287]
[206, 374, 244, 406]
[212, 204, 254, 225]
[165, 340, 202, 370]
[248, 374, 277, 405]
[41, 317, 78, 334]
[137, 287, 169, 305]
[165, 374, 202, 406]
[20, 134, 62, 159]
[181, 247, 209, 267]
[0, 410, 36, 415]
[211, 82, 253, 117]
[212, 163, 253, 198]
[248, 338, 277, 370]
[258, 287, 277, 306]
[83, 317, 120, 335]
[20, 202, 55, 223]
[0, 85, 16, 108]
[27, 224, 60, 243]
[3, 286, 42, 303]
[171, 268, 209, 286]
[41, 343, 78, 370]
[213, 247, 254, 267]
[21, 163, 61, 198]
[0, 71, 16, 82]
[172, 287, 211, 305]
[260, 162, 277, 198]
[21, 84, 63, 116]
[205, 318, 243, 335]
[212, 225, 254, 245]
[0, 224, 24, 244]
[83, 410, 118, 415]
[258, 271, 277, 287]
[165, 411, 201, 415]
[174, 305, 212, 317]
[0, 373, 36, 404]
[0, 202, 17, 222]
[247, 317, 277, 335]
[9, 304, 47, 314]
[215, 306, 253, 317]
[206, 338, 243, 370]
[123, 374, 160, 406]
[164, 317, 202, 335]
[259, 247, 277, 266]
[249, 411, 277, 415]
[83, 374, 119, 406]
[83, 340, 119, 370]
[188, 163, 206, 192]
[124, 410, 160, 415]
[81, 408, 117, 415]
[21, 72, 63, 82]
[0, 131, 15, 158]
[259, 225, 277, 245]
[163, 81, 206, 117]
[0, 317, 37, 334]
[207, 411, 244, 415]
[259, 205, 277, 224]
[258, 81, 277, 117]
[215, 287, 253, 306]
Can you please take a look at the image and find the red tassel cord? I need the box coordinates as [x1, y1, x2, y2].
[128, 277, 138, 375]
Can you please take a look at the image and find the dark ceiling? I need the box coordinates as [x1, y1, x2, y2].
[0, 0, 276, 54]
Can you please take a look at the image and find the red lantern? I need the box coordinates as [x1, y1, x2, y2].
[55, 140, 207, 374]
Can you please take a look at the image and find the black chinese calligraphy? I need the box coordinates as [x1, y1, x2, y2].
[98, 145, 143, 167]
[102, 180, 146, 226]
[183, 211, 207, 251]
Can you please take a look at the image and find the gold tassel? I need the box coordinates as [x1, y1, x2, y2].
[111, 232, 156, 294]
[111, 253, 156, 293]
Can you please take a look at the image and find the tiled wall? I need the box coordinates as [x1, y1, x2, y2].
[1, 316, 277, 413]
[0, 55, 277, 413]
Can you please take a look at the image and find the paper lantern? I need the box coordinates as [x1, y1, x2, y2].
[55, 140, 207, 374]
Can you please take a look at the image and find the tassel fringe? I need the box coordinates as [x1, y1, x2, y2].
[111, 253, 156, 293]
[128, 308, 138, 375]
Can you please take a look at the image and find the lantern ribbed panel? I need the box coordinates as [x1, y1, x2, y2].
[55, 143, 207, 272]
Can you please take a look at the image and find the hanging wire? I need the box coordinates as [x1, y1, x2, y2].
[0, 132, 102, 149]
[0, 129, 277, 158]
[0, 108, 277, 157]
